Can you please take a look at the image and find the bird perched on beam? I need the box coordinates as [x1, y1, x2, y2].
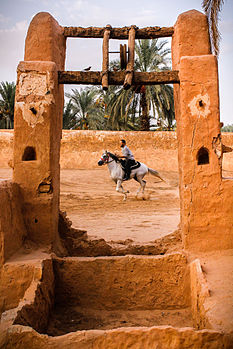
[83, 66, 91, 71]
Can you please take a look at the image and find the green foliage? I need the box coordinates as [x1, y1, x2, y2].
[134, 39, 170, 72]
[221, 124, 233, 132]
[103, 86, 140, 130]
[63, 100, 77, 129]
[65, 87, 106, 130]
[104, 39, 175, 131]
[63, 39, 175, 131]
[0, 81, 15, 129]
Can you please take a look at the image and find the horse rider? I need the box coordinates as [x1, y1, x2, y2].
[118, 139, 136, 180]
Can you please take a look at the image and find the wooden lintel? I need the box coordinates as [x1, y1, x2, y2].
[63, 26, 174, 39]
[58, 70, 180, 85]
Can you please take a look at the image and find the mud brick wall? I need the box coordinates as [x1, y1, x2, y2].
[53, 253, 190, 310]
[172, 10, 233, 252]
[0, 130, 232, 171]
[0, 181, 27, 267]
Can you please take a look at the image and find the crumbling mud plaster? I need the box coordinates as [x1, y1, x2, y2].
[188, 93, 211, 119]
[16, 74, 55, 128]
[13, 61, 61, 247]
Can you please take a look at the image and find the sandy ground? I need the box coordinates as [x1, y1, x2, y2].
[0, 167, 180, 244]
[46, 306, 192, 335]
[60, 168, 180, 243]
[196, 249, 233, 333]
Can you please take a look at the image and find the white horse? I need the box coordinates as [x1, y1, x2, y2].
[98, 151, 164, 200]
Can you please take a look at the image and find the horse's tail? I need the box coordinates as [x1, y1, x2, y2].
[148, 168, 164, 181]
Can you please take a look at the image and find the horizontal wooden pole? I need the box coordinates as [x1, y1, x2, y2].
[63, 26, 174, 39]
[58, 70, 179, 85]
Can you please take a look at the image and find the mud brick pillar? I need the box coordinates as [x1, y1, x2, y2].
[13, 13, 66, 247]
[172, 10, 233, 251]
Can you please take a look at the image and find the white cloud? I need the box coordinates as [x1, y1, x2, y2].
[220, 19, 233, 33]
[0, 21, 28, 82]
[0, 13, 10, 24]
[0, 20, 28, 33]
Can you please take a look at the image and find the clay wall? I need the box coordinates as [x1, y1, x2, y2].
[0, 131, 13, 168]
[12, 12, 66, 249]
[0, 262, 38, 316]
[172, 10, 233, 252]
[0, 129, 232, 171]
[189, 259, 211, 329]
[1, 253, 232, 348]
[53, 253, 190, 310]
[0, 181, 27, 268]
[0, 258, 54, 347]
[2, 324, 229, 349]
[13, 61, 61, 246]
[13, 259, 54, 333]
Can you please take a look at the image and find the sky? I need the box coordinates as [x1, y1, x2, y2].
[0, 0, 232, 125]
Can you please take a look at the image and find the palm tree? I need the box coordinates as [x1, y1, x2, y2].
[65, 87, 101, 130]
[63, 100, 77, 129]
[202, 0, 225, 56]
[106, 39, 175, 131]
[104, 86, 140, 130]
[135, 39, 174, 130]
[0, 81, 15, 129]
[96, 62, 139, 131]
[221, 124, 233, 132]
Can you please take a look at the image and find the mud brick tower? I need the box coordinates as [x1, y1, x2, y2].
[172, 10, 233, 251]
[13, 13, 66, 246]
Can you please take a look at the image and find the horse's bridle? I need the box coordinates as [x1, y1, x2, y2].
[100, 153, 114, 164]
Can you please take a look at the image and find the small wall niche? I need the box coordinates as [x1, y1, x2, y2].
[22, 146, 36, 161]
[197, 147, 209, 165]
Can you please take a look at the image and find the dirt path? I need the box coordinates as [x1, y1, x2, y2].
[0, 168, 180, 244]
[60, 168, 180, 243]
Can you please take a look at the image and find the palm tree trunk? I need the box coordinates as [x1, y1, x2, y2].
[6, 117, 11, 129]
[140, 90, 150, 131]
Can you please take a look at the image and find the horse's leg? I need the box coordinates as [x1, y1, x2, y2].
[133, 176, 141, 196]
[141, 179, 146, 196]
[116, 179, 129, 201]
[135, 176, 146, 197]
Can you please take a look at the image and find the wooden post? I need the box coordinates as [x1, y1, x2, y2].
[124, 25, 137, 90]
[102, 24, 111, 90]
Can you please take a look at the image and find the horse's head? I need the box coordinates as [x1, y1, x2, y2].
[98, 150, 110, 166]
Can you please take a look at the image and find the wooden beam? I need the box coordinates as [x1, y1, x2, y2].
[58, 70, 179, 85]
[124, 26, 136, 90]
[63, 26, 174, 39]
[102, 25, 111, 90]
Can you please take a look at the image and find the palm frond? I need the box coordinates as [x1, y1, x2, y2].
[202, 0, 225, 56]
[0, 81, 15, 129]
